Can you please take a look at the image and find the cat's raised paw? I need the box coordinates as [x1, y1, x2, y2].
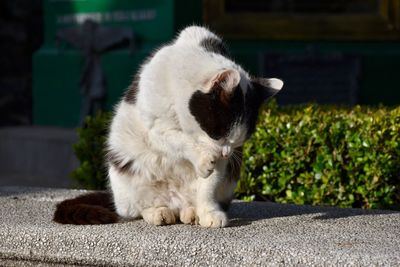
[198, 210, 228, 228]
[195, 147, 220, 178]
[195, 156, 216, 178]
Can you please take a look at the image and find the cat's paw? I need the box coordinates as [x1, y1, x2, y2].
[194, 143, 222, 178]
[180, 207, 197, 225]
[195, 153, 217, 178]
[142, 207, 176, 226]
[198, 210, 228, 228]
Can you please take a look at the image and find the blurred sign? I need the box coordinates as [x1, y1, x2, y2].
[204, 0, 400, 40]
[56, 9, 157, 25]
[43, 0, 175, 45]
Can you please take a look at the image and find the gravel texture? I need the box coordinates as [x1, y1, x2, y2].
[0, 186, 399, 266]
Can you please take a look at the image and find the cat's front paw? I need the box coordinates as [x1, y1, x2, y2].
[198, 210, 228, 228]
[142, 207, 176, 226]
[194, 143, 222, 178]
[180, 207, 197, 225]
[195, 153, 217, 178]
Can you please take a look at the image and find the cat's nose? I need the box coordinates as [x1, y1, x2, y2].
[222, 145, 231, 158]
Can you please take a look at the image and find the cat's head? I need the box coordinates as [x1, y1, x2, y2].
[189, 68, 283, 157]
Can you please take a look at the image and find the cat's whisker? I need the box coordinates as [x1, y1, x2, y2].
[232, 151, 241, 162]
[230, 153, 241, 170]
[233, 149, 243, 156]
[231, 154, 239, 165]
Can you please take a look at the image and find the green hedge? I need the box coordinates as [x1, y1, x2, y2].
[71, 101, 400, 210]
[71, 112, 111, 190]
[237, 101, 400, 210]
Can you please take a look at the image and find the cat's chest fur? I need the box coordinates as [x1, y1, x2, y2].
[107, 100, 202, 212]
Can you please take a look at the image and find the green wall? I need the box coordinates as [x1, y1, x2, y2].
[33, 0, 400, 127]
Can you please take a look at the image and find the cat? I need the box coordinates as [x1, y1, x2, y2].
[54, 26, 283, 227]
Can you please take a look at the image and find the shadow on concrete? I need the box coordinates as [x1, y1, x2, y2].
[227, 201, 399, 226]
[2, 188, 398, 228]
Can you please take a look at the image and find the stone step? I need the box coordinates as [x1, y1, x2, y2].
[0, 127, 78, 188]
[1, 187, 399, 266]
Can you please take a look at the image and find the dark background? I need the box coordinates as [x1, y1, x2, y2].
[0, 0, 43, 126]
[1, 0, 400, 127]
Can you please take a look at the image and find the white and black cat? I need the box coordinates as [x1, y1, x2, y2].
[54, 26, 283, 227]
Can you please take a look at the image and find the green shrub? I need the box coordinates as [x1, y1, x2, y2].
[236, 100, 400, 210]
[71, 112, 111, 190]
[71, 102, 400, 210]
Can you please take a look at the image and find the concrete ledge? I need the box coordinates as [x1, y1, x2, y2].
[1, 187, 399, 266]
[0, 127, 78, 188]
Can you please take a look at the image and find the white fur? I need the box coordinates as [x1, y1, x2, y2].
[107, 26, 262, 227]
[268, 78, 284, 90]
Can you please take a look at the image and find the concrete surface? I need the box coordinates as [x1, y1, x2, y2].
[0, 127, 78, 188]
[0, 187, 399, 266]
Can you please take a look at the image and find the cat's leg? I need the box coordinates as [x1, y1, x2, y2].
[141, 207, 176, 225]
[148, 125, 222, 178]
[195, 162, 229, 228]
[179, 206, 197, 225]
[108, 166, 141, 219]
[110, 165, 178, 225]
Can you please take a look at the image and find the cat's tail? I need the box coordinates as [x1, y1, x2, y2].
[53, 191, 118, 225]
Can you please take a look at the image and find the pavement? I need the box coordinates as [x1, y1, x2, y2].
[0, 187, 399, 266]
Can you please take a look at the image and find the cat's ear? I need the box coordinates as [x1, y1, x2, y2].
[209, 69, 241, 93]
[251, 77, 284, 99]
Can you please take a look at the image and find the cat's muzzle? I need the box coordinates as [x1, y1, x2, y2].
[222, 145, 231, 159]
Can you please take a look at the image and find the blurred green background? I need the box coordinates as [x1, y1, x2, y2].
[33, 0, 400, 127]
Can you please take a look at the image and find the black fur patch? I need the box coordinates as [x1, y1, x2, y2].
[124, 75, 139, 104]
[123, 48, 160, 105]
[200, 37, 230, 58]
[243, 86, 266, 138]
[107, 150, 135, 175]
[244, 81, 280, 138]
[189, 84, 244, 140]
